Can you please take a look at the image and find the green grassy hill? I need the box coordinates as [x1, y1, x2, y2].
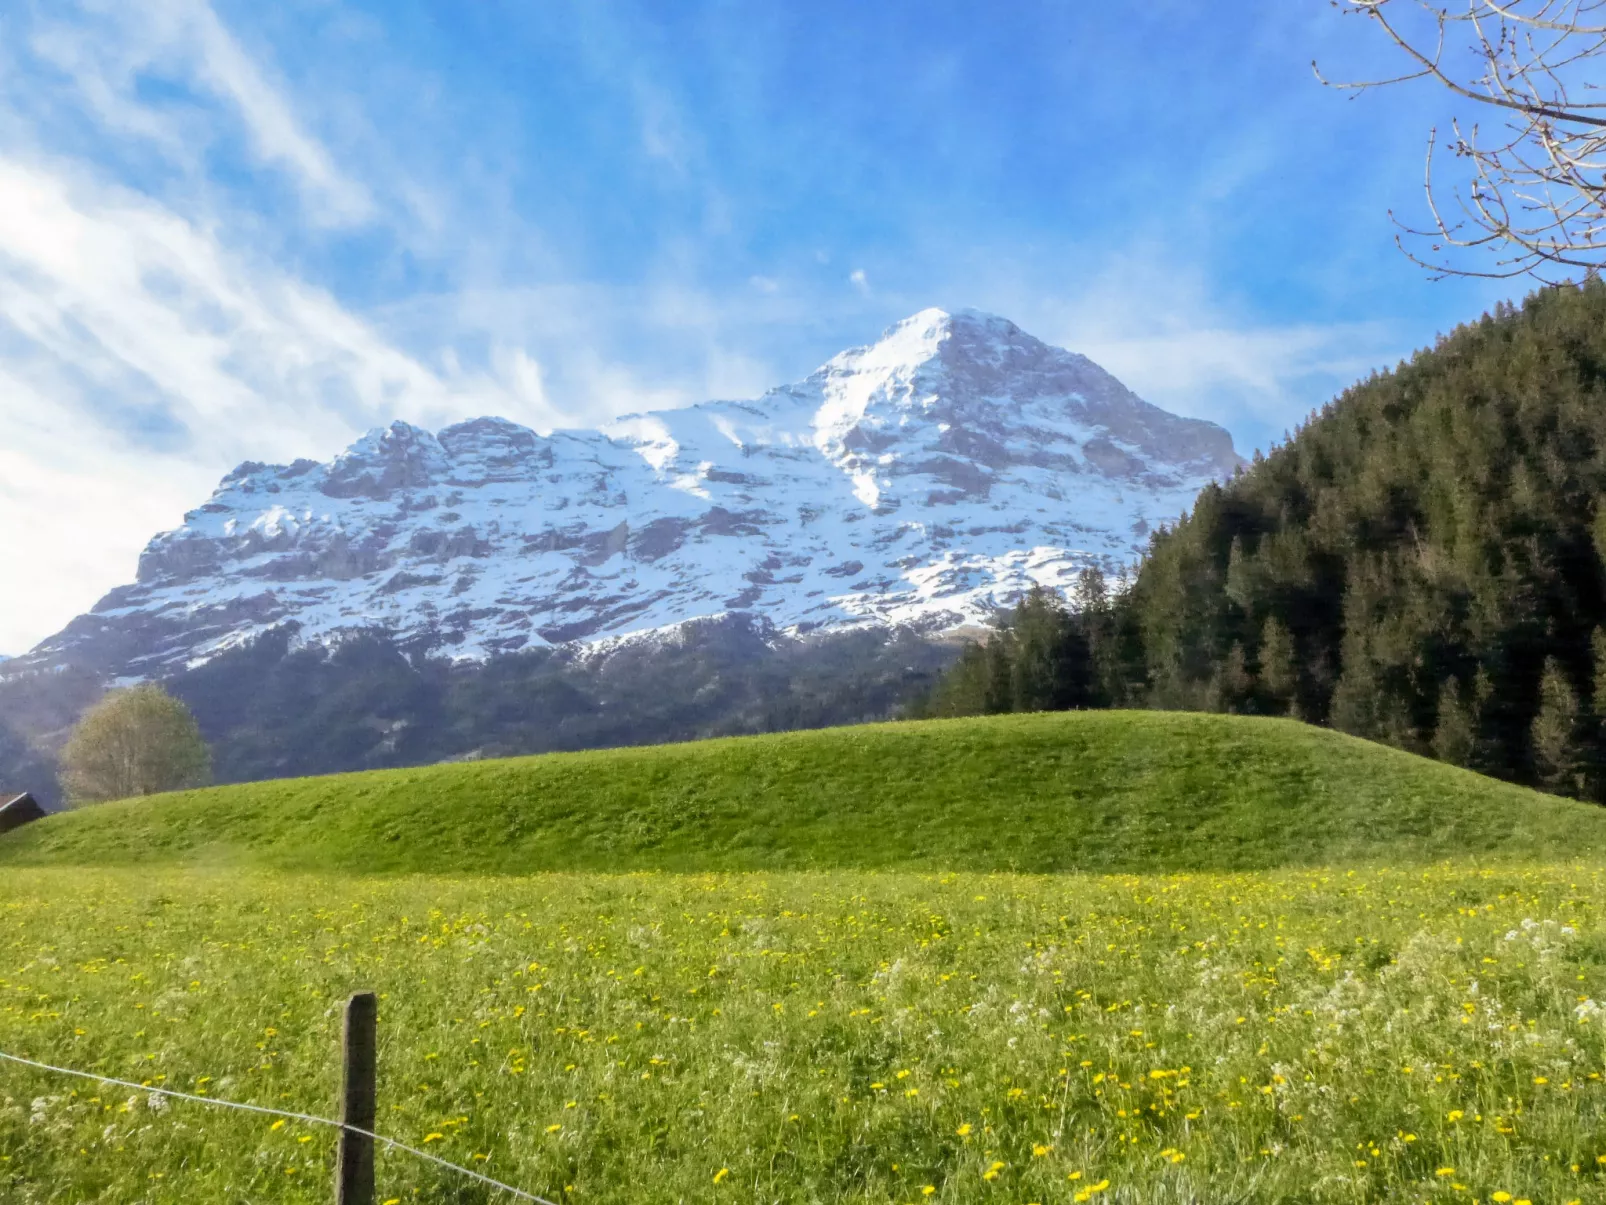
[4, 711, 1603, 874]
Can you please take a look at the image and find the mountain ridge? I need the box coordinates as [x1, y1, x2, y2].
[18, 308, 1242, 678]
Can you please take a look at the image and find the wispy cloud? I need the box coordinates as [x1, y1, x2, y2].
[24, 0, 371, 224]
[1074, 322, 1394, 441]
[0, 150, 559, 654]
[980, 249, 1410, 454]
[182, 0, 373, 223]
[0, 0, 1505, 656]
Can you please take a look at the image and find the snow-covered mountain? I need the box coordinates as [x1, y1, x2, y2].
[23, 309, 1242, 677]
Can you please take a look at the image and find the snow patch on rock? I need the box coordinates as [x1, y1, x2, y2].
[23, 309, 1242, 676]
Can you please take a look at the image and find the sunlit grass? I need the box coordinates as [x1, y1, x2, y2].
[5, 863, 1606, 1203]
[6, 712, 1606, 876]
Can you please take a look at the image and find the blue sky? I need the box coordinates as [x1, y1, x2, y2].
[0, 0, 1516, 652]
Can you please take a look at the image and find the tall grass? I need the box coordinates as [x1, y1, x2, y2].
[4, 864, 1606, 1203]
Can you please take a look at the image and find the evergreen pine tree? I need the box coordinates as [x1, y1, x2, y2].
[1009, 588, 1066, 711]
[1212, 642, 1252, 713]
[985, 634, 1014, 715]
[1432, 677, 1476, 767]
[1532, 656, 1583, 795]
[1467, 666, 1496, 771]
[1224, 536, 1253, 610]
[1329, 645, 1381, 739]
[1587, 627, 1606, 799]
[1073, 566, 1108, 613]
[1592, 627, 1606, 715]
[1257, 617, 1298, 715]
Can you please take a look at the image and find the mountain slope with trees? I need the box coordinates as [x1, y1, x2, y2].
[928, 282, 1606, 801]
[0, 615, 960, 802]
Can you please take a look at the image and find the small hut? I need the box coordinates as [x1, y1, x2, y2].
[0, 792, 46, 835]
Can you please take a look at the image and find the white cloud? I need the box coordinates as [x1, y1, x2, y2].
[0, 0, 591, 653]
[25, 0, 371, 225]
[0, 154, 563, 653]
[1073, 323, 1392, 427]
[980, 248, 1408, 451]
[0, 1, 1422, 658]
[184, 0, 373, 224]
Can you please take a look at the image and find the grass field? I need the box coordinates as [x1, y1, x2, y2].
[5, 864, 1606, 1204]
[7, 713, 1606, 1203]
[4, 712, 1605, 874]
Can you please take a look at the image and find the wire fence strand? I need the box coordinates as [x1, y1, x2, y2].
[0, 1048, 557, 1204]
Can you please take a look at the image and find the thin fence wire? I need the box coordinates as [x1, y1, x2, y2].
[0, 1049, 557, 1205]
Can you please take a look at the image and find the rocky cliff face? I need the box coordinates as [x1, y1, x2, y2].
[21, 309, 1242, 677]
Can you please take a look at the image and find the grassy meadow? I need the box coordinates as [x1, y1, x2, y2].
[6, 713, 1606, 1203]
[4, 713, 1605, 874]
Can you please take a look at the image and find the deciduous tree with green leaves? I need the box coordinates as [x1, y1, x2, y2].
[60, 684, 211, 805]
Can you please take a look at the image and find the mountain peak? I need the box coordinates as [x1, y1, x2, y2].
[829, 307, 1034, 376]
[24, 310, 1242, 677]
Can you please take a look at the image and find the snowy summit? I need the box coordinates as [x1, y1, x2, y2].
[25, 310, 1242, 676]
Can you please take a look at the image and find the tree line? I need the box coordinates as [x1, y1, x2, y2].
[1, 615, 961, 805]
[919, 281, 1606, 802]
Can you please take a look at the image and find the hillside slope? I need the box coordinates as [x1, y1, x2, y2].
[1106, 283, 1606, 796]
[3, 711, 1601, 874]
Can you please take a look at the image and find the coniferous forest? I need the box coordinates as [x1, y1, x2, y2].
[921, 281, 1606, 802]
[16, 284, 1606, 807]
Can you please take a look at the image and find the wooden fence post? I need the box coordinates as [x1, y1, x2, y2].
[335, 991, 378, 1205]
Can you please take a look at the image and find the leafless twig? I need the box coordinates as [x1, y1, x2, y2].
[1315, 0, 1606, 281]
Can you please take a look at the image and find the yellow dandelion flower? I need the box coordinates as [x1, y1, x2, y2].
[423, 1133, 444, 1144]
[713, 1168, 729, 1184]
[956, 1123, 972, 1137]
[1032, 1143, 1053, 1157]
[1436, 1167, 1455, 1177]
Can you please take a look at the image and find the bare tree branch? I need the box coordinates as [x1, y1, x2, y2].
[1318, 0, 1606, 280]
